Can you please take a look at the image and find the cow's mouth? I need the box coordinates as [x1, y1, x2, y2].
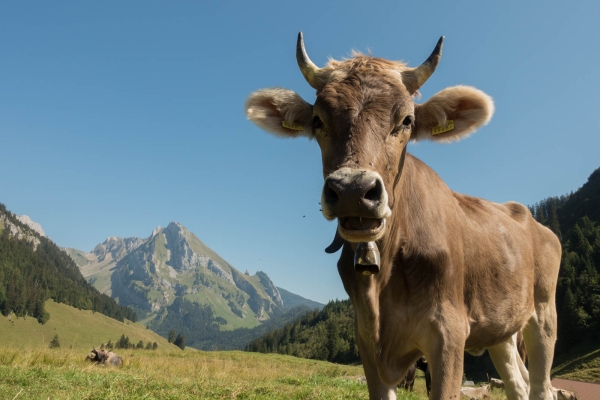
[337, 217, 385, 241]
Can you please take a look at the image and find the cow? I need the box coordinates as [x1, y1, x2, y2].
[416, 357, 431, 396]
[487, 331, 527, 391]
[398, 362, 416, 392]
[554, 388, 578, 400]
[245, 32, 561, 400]
[490, 378, 505, 390]
[461, 384, 490, 399]
[86, 347, 123, 367]
[399, 356, 428, 392]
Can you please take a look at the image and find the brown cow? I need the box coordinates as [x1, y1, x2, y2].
[398, 356, 427, 392]
[245, 33, 561, 400]
[398, 362, 416, 392]
[554, 388, 578, 400]
[86, 347, 123, 367]
[461, 384, 490, 399]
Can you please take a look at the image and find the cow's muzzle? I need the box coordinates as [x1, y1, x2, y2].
[321, 168, 391, 242]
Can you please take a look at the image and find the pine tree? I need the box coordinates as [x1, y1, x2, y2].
[136, 340, 144, 349]
[152, 342, 158, 350]
[549, 201, 561, 238]
[174, 333, 186, 350]
[49, 334, 60, 349]
[168, 330, 175, 343]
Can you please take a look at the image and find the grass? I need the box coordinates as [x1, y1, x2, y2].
[0, 346, 510, 400]
[1, 300, 178, 351]
[552, 345, 600, 383]
[0, 348, 411, 399]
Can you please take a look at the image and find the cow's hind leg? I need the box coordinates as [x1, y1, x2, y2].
[523, 300, 557, 400]
[487, 333, 529, 400]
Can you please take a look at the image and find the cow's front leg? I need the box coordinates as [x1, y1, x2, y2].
[423, 318, 467, 400]
[357, 334, 397, 400]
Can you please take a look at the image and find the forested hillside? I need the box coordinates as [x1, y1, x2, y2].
[246, 299, 359, 364]
[148, 296, 314, 350]
[0, 203, 137, 323]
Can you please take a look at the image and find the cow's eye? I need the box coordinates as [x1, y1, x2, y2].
[313, 115, 323, 130]
[402, 115, 413, 127]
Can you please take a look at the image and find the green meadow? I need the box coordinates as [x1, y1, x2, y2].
[8, 299, 596, 399]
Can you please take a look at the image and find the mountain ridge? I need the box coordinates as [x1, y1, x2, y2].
[66, 221, 322, 331]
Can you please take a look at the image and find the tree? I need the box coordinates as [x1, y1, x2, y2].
[145, 341, 153, 350]
[168, 329, 175, 343]
[49, 334, 60, 349]
[152, 342, 158, 350]
[136, 340, 144, 349]
[116, 334, 130, 349]
[174, 333, 186, 350]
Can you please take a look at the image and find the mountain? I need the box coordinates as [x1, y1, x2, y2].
[277, 287, 324, 310]
[15, 215, 46, 237]
[557, 167, 600, 230]
[71, 222, 287, 330]
[64, 236, 146, 295]
[0, 203, 136, 324]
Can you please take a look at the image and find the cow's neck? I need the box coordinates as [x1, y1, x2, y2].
[378, 153, 454, 280]
[346, 153, 456, 344]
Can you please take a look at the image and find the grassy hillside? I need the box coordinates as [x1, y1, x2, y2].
[552, 345, 600, 383]
[277, 286, 324, 310]
[1, 299, 178, 351]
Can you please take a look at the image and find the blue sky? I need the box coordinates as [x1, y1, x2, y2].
[1, 1, 598, 304]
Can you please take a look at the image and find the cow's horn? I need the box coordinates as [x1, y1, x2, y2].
[410, 36, 444, 91]
[325, 230, 345, 254]
[296, 32, 328, 90]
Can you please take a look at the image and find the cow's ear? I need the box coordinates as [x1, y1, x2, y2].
[245, 88, 314, 138]
[413, 85, 494, 143]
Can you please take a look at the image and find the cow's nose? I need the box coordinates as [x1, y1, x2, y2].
[323, 172, 385, 213]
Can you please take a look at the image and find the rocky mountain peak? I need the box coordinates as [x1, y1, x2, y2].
[93, 235, 145, 263]
[16, 215, 46, 237]
[256, 271, 284, 308]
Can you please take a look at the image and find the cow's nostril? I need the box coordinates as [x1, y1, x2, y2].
[364, 179, 383, 202]
[324, 182, 339, 205]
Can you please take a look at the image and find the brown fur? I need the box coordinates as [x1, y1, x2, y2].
[86, 348, 123, 367]
[246, 38, 560, 400]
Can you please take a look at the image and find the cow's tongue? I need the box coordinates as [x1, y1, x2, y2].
[342, 217, 381, 230]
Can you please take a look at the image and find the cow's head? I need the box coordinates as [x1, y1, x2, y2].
[246, 33, 493, 243]
[86, 347, 107, 363]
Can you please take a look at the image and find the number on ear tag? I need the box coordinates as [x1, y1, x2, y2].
[432, 120, 454, 135]
[282, 121, 304, 131]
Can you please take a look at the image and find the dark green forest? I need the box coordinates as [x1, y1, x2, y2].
[246, 167, 600, 375]
[0, 203, 137, 323]
[246, 299, 359, 364]
[148, 296, 314, 350]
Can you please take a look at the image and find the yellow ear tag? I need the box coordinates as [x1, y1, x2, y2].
[282, 121, 304, 131]
[432, 120, 454, 135]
